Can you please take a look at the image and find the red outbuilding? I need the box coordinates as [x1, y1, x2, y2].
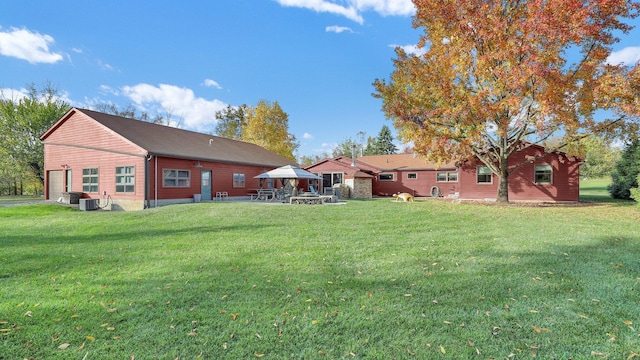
[40, 108, 296, 210]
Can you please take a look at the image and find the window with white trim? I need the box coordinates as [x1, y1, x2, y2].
[436, 172, 458, 182]
[534, 164, 553, 184]
[477, 166, 492, 184]
[233, 173, 246, 188]
[407, 173, 418, 179]
[115, 166, 135, 193]
[163, 169, 191, 187]
[322, 172, 343, 188]
[82, 168, 99, 193]
[379, 173, 394, 181]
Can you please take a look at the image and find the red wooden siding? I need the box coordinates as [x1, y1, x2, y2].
[457, 147, 581, 202]
[145, 157, 282, 200]
[44, 111, 145, 156]
[372, 169, 460, 197]
[44, 143, 146, 201]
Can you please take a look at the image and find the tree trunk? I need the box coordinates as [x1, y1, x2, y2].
[496, 169, 509, 204]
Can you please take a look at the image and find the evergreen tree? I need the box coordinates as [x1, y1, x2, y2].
[608, 139, 640, 200]
[373, 125, 397, 155]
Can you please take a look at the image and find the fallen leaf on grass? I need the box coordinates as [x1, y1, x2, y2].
[624, 321, 633, 325]
[86, 336, 95, 341]
[591, 350, 608, 357]
[440, 345, 446, 354]
[107, 308, 117, 313]
[254, 352, 265, 358]
[78, 342, 85, 350]
[24, 311, 32, 317]
[58, 343, 70, 350]
[533, 326, 541, 333]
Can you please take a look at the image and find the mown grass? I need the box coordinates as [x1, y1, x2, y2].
[1, 188, 639, 359]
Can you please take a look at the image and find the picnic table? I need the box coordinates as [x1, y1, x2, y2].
[250, 188, 277, 201]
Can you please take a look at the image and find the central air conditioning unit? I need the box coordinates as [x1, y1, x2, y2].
[79, 198, 99, 211]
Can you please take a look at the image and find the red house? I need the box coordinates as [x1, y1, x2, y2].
[305, 146, 582, 202]
[40, 108, 296, 210]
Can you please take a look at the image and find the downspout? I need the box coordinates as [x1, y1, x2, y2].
[146, 154, 154, 209]
[155, 155, 158, 208]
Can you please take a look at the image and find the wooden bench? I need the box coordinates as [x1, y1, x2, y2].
[289, 196, 324, 205]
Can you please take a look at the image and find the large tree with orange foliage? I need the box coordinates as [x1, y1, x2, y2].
[374, 0, 640, 203]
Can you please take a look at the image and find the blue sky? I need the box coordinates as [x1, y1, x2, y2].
[1, 0, 639, 160]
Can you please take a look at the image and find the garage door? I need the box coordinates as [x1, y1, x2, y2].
[48, 170, 63, 200]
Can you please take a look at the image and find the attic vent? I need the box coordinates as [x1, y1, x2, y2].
[209, 139, 214, 145]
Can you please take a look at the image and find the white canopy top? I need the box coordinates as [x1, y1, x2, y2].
[254, 165, 322, 179]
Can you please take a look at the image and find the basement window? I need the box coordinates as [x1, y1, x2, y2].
[534, 164, 553, 184]
[115, 166, 135, 193]
[82, 168, 99, 193]
[163, 169, 191, 187]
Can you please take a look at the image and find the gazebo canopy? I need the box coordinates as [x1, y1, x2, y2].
[254, 165, 322, 179]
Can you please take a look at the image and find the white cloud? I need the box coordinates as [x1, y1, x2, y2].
[389, 43, 427, 56]
[97, 60, 115, 71]
[351, 0, 415, 16]
[203, 79, 222, 89]
[121, 83, 227, 132]
[0, 86, 72, 104]
[72, 48, 83, 54]
[275, 0, 414, 24]
[0, 27, 63, 64]
[276, 0, 363, 24]
[606, 46, 640, 66]
[303, 132, 314, 140]
[326, 25, 353, 33]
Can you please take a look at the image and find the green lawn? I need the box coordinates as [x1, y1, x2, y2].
[1, 187, 639, 358]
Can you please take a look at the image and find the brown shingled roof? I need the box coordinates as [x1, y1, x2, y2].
[47, 108, 297, 168]
[356, 153, 457, 171]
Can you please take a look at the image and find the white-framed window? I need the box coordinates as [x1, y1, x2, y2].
[534, 164, 553, 184]
[322, 172, 343, 188]
[233, 173, 246, 188]
[436, 172, 458, 182]
[163, 169, 191, 187]
[115, 166, 135, 193]
[477, 166, 492, 184]
[379, 173, 394, 181]
[407, 173, 418, 179]
[82, 168, 99, 193]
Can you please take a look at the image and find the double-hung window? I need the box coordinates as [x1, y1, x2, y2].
[115, 166, 135, 193]
[477, 166, 492, 184]
[436, 172, 458, 182]
[534, 164, 553, 184]
[82, 168, 99, 192]
[233, 173, 245, 188]
[163, 169, 191, 187]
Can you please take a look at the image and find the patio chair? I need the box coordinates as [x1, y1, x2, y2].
[309, 185, 320, 195]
